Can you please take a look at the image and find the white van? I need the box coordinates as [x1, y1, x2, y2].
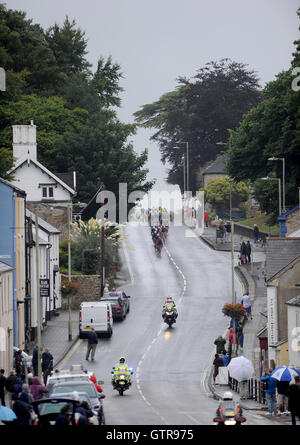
[79, 301, 113, 338]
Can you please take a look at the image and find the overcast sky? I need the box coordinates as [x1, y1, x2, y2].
[5, 0, 300, 192]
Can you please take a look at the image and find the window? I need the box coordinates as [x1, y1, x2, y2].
[42, 186, 54, 199]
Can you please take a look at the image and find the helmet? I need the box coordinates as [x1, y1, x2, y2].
[166, 296, 173, 302]
[223, 391, 233, 400]
[119, 357, 125, 363]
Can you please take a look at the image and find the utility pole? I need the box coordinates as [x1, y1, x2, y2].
[35, 213, 42, 380]
[68, 203, 72, 341]
[231, 219, 237, 357]
[100, 223, 105, 298]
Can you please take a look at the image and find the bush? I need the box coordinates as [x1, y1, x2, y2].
[82, 249, 101, 275]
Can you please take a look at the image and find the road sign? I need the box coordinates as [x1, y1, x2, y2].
[40, 279, 50, 297]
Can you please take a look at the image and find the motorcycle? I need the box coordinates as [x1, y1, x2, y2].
[111, 367, 133, 396]
[163, 307, 177, 327]
[213, 407, 246, 425]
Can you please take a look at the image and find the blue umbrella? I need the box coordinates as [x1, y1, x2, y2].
[0, 405, 17, 421]
[270, 366, 300, 382]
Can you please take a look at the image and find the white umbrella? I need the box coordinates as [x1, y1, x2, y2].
[227, 356, 254, 382]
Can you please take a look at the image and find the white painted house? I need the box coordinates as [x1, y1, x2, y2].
[286, 295, 300, 369]
[9, 122, 76, 203]
[0, 262, 14, 374]
[26, 210, 61, 340]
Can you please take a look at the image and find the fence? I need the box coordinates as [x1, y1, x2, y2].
[229, 376, 266, 405]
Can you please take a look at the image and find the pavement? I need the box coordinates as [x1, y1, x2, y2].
[192, 223, 298, 425]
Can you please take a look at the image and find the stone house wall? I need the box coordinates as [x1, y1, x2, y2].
[27, 202, 69, 240]
[286, 208, 300, 236]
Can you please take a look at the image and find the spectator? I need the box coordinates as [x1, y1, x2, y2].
[239, 380, 249, 400]
[253, 224, 259, 244]
[220, 353, 230, 367]
[246, 241, 252, 263]
[27, 373, 34, 386]
[276, 380, 290, 415]
[261, 370, 279, 416]
[214, 335, 226, 355]
[12, 393, 32, 425]
[204, 211, 209, 228]
[85, 328, 98, 361]
[225, 222, 231, 241]
[12, 377, 23, 401]
[32, 345, 39, 376]
[90, 375, 103, 393]
[55, 405, 71, 425]
[241, 292, 252, 320]
[30, 376, 48, 401]
[237, 322, 244, 351]
[286, 376, 300, 425]
[0, 369, 6, 406]
[21, 383, 34, 404]
[213, 354, 224, 385]
[14, 350, 23, 378]
[5, 370, 17, 408]
[42, 348, 53, 385]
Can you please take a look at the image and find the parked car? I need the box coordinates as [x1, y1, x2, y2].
[31, 397, 78, 425]
[79, 301, 113, 338]
[100, 294, 127, 320]
[50, 392, 100, 424]
[49, 380, 105, 424]
[47, 364, 93, 394]
[103, 291, 131, 313]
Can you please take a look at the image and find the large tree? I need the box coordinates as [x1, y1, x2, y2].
[0, 4, 153, 205]
[134, 59, 262, 192]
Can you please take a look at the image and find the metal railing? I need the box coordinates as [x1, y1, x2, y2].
[229, 376, 266, 405]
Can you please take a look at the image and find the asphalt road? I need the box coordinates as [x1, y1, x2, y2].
[60, 222, 275, 425]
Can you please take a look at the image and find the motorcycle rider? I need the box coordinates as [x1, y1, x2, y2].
[215, 391, 244, 423]
[111, 357, 131, 388]
[162, 297, 178, 320]
[155, 234, 163, 253]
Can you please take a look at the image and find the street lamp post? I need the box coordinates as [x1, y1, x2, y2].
[268, 157, 285, 213]
[175, 141, 189, 193]
[260, 177, 282, 216]
[67, 203, 72, 341]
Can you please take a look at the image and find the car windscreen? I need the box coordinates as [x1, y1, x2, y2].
[48, 376, 90, 386]
[101, 298, 121, 305]
[39, 400, 73, 416]
[52, 383, 97, 398]
[103, 292, 121, 298]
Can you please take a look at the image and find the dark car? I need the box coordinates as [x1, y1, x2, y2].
[103, 291, 131, 314]
[31, 397, 78, 425]
[101, 294, 127, 320]
[49, 380, 105, 424]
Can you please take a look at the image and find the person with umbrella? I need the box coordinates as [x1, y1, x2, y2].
[261, 369, 279, 416]
[270, 366, 300, 423]
[227, 356, 254, 401]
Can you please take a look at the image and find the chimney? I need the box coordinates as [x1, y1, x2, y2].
[13, 121, 37, 163]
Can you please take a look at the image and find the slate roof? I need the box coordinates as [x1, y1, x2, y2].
[203, 154, 228, 175]
[26, 209, 60, 234]
[0, 261, 14, 273]
[286, 295, 300, 307]
[265, 239, 300, 281]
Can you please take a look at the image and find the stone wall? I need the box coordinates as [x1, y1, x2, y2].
[27, 202, 69, 240]
[60, 274, 101, 310]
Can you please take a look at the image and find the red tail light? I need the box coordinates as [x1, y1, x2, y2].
[79, 311, 82, 322]
[115, 305, 121, 309]
[107, 310, 110, 321]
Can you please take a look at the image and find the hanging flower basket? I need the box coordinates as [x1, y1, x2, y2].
[222, 303, 245, 318]
[61, 279, 80, 297]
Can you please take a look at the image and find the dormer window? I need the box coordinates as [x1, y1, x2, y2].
[42, 186, 54, 199]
